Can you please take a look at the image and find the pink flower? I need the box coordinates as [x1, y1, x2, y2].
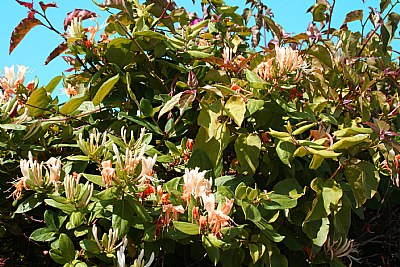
[162, 204, 185, 225]
[101, 160, 116, 187]
[201, 193, 234, 237]
[182, 167, 211, 203]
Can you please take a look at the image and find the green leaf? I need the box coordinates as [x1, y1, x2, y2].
[308, 45, 333, 69]
[60, 96, 87, 115]
[225, 95, 246, 126]
[203, 235, 220, 266]
[26, 88, 51, 117]
[30, 227, 56, 242]
[82, 173, 106, 187]
[105, 38, 136, 68]
[245, 69, 265, 88]
[45, 199, 75, 212]
[158, 92, 182, 119]
[112, 199, 134, 238]
[307, 147, 341, 158]
[276, 141, 296, 167]
[329, 134, 369, 150]
[310, 154, 324, 170]
[0, 124, 26, 131]
[303, 217, 329, 246]
[242, 201, 261, 222]
[45, 76, 62, 93]
[140, 98, 153, 117]
[173, 221, 200, 235]
[235, 182, 247, 200]
[92, 74, 120, 106]
[15, 194, 42, 213]
[60, 233, 76, 261]
[118, 112, 162, 135]
[312, 4, 327, 22]
[246, 99, 264, 116]
[344, 160, 379, 208]
[234, 133, 261, 175]
[127, 196, 152, 222]
[80, 239, 101, 254]
[254, 218, 285, 242]
[186, 50, 213, 58]
[249, 243, 266, 264]
[66, 211, 83, 230]
[292, 122, 317, 136]
[132, 30, 166, 40]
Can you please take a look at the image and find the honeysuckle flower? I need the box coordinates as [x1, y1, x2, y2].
[20, 151, 46, 188]
[117, 237, 128, 267]
[136, 154, 157, 184]
[66, 17, 85, 42]
[92, 225, 127, 254]
[46, 157, 61, 193]
[132, 249, 155, 267]
[77, 129, 107, 161]
[0, 65, 28, 97]
[64, 174, 93, 208]
[10, 177, 28, 200]
[101, 160, 116, 187]
[65, 83, 78, 97]
[162, 204, 185, 225]
[87, 23, 99, 44]
[46, 157, 61, 183]
[255, 46, 307, 82]
[201, 193, 234, 237]
[26, 80, 35, 91]
[182, 167, 211, 203]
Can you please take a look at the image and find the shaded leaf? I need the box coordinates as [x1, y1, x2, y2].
[10, 17, 42, 54]
[234, 133, 261, 175]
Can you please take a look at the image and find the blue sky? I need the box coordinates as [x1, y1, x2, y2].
[1, 0, 394, 101]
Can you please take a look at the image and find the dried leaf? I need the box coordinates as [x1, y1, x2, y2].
[28, 10, 36, 18]
[64, 9, 98, 30]
[44, 42, 68, 65]
[39, 2, 58, 12]
[16, 0, 33, 9]
[9, 17, 42, 54]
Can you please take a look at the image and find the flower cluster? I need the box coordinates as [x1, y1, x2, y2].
[11, 152, 61, 199]
[255, 46, 307, 82]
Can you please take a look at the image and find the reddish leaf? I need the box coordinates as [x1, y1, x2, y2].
[16, 0, 34, 9]
[62, 56, 75, 66]
[9, 17, 42, 54]
[44, 42, 68, 65]
[64, 9, 98, 30]
[39, 1, 58, 12]
[28, 10, 36, 18]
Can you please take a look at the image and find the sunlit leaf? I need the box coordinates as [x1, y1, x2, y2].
[9, 17, 42, 54]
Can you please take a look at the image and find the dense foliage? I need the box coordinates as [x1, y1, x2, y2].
[1, 0, 400, 266]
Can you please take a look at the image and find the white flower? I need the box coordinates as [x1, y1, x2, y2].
[66, 17, 84, 42]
